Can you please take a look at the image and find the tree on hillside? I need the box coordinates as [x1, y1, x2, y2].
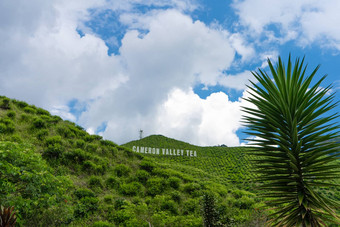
[242, 55, 340, 226]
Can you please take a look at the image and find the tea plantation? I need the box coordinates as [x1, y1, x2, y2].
[0, 96, 267, 226]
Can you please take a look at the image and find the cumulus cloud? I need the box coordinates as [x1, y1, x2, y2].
[78, 9, 238, 144]
[156, 88, 252, 146]
[0, 0, 257, 146]
[233, 0, 340, 50]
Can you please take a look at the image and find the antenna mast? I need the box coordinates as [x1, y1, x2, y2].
[139, 129, 143, 140]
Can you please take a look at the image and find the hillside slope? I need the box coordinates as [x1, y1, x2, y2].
[124, 135, 256, 188]
[0, 96, 265, 226]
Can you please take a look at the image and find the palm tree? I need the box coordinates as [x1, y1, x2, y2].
[242, 55, 340, 226]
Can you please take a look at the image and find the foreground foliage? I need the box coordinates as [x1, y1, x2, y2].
[243, 56, 340, 226]
[0, 96, 264, 226]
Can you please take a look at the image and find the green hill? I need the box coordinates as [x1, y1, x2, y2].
[0, 96, 265, 226]
[123, 135, 257, 188]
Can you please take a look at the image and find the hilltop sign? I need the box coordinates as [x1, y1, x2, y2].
[132, 146, 197, 157]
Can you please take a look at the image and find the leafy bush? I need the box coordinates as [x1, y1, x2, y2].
[45, 135, 62, 146]
[100, 139, 117, 147]
[104, 195, 114, 204]
[140, 160, 156, 172]
[74, 188, 96, 199]
[36, 129, 49, 140]
[136, 170, 150, 183]
[23, 106, 36, 114]
[14, 100, 28, 108]
[32, 117, 47, 129]
[74, 197, 99, 218]
[57, 125, 75, 138]
[0, 97, 11, 109]
[183, 198, 200, 215]
[0, 118, 15, 134]
[114, 164, 131, 177]
[63, 148, 90, 164]
[160, 199, 178, 215]
[106, 176, 119, 189]
[92, 221, 113, 227]
[170, 191, 181, 203]
[20, 113, 30, 122]
[119, 182, 142, 196]
[43, 144, 64, 159]
[183, 183, 201, 196]
[75, 139, 85, 148]
[88, 176, 104, 189]
[6, 110, 16, 119]
[168, 177, 181, 189]
[153, 168, 170, 178]
[82, 160, 105, 175]
[146, 177, 166, 196]
[0, 141, 71, 225]
[86, 144, 98, 153]
[36, 108, 50, 116]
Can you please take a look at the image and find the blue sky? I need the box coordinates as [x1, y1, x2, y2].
[0, 0, 339, 146]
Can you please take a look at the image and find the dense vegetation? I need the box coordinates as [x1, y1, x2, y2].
[0, 96, 267, 226]
[124, 135, 256, 188]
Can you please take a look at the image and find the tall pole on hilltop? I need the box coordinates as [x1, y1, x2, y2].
[139, 129, 143, 140]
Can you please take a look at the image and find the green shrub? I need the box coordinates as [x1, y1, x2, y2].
[6, 110, 16, 119]
[1, 97, 10, 109]
[114, 198, 128, 210]
[14, 100, 28, 108]
[136, 170, 150, 183]
[88, 176, 104, 189]
[146, 177, 166, 196]
[86, 143, 98, 153]
[32, 117, 46, 129]
[183, 183, 201, 196]
[74, 188, 96, 199]
[9, 134, 22, 143]
[100, 140, 117, 147]
[45, 135, 62, 146]
[84, 135, 95, 142]
[104, 195, 114, 204]
[82, 160, 105, 175]
[75, 139, 85, 148]
[63, 148, 90, 164]
[119, 182, 142, 196]
[0, 118, 15, 134]
[106, 176, 119, 189]
[43, 144, 64, 159]
[36, 108, 50, 116]
[114, 164, 131, 177]
[168, 177, 181, 189]
[0, 122, 15, 134]
[233, 196, 255, 209]
[20, 113, 30, 122]
[36, 129, 49, 140]
[170, 191, 181, 203]
[92, 221, 113, 227]
[153, 168, 170, 178]
[160, 199, 178, 215]
[74, 197, 99, 218]
[57, 125, 75, 138]
[23, 106, 36, 114]
[140, 160, 156, 172]
[183, 198, 200, 215]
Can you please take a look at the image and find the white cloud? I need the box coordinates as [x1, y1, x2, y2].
[233, 0, 340, 50]
[0, 0, 257, 146]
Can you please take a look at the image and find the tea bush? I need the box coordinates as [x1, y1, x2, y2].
[119, 182, 143, 196]
[114, 164, 131, 177]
